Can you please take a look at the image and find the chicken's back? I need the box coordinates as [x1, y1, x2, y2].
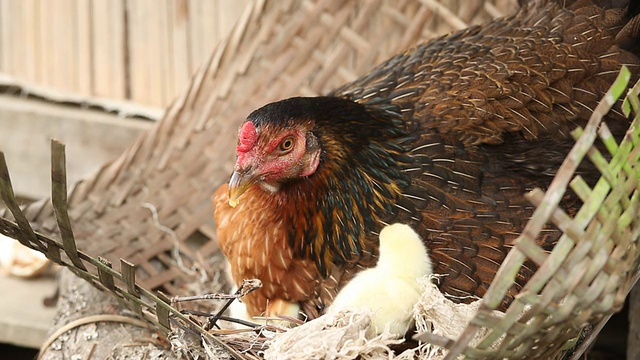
[330, 0, 640, 307]
[334, 0, 640, 146]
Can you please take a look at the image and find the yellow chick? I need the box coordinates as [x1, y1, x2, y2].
[328, 223, 432, 338]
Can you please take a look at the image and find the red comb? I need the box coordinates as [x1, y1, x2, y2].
[237, 121, 258, 152]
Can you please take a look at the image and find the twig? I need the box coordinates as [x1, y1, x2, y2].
[171, 279, 262, 331]
[142, 202, 202, 279]
[171, 279, 262, 303]
[207, 279, 262, 331]
[180, 309, 260, 329]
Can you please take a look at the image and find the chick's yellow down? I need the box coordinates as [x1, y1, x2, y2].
[328, 223, 432, 337]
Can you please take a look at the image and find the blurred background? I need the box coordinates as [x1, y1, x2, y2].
[0, 0, 627, 358]
[0, 1, 250, 356]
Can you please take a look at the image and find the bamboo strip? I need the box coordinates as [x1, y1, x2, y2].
[51, 140, 87, 271]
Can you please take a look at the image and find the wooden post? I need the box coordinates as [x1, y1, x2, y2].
[38, 269, 180, 359]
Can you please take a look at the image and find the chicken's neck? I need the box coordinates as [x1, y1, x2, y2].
[275, 102, 414, 275]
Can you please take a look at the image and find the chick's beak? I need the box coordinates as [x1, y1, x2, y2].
[228, 167, 259, 208]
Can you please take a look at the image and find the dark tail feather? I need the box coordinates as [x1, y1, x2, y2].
[559, 0, 640, 55]
[616, 7, 640, 52]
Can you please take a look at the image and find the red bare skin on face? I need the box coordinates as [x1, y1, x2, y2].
[234, 121, 321, 186]
[236, 122, 258, 166]
[261, 131, 307, 180]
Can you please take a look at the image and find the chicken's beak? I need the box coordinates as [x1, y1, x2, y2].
[228, 168, 258, 208]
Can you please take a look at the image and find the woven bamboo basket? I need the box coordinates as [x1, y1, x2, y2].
[1, 0, 639, 359]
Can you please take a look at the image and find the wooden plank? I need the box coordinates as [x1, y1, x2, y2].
[36, 0, 54, 87]
[0, 271, 57, 348]
[51, 0, 76, 92]
[0, 0, 9, 73]
[12, 0, 24, 78]
[149, 0, 162, 105]
[22, 0, 39, 82]
[169, 0, 190, 100]
[2, 0, 249, 104]
[127, 0, 165, 106]
[157, 0, 170, 105]
[33, 0, 45, 84]
[74, 0, 91, 94]
[0, 1, 25, 79]
[186, 0, 247, 77]
[0, 95, 151, 199]
[201, 0, 218, 61]
[187, 0, 204, 75]
[6, 1, 26, 80]
[0, 1, 3, 71]
[126, 0, 144, 103]
[91, 0, 126, 99]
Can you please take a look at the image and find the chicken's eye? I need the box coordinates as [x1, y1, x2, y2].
[279, 137, 295, 152]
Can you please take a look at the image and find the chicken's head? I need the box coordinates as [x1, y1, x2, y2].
[228, 100, 323, 207]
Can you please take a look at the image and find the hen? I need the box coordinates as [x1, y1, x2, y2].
[214, 0, 640, 320]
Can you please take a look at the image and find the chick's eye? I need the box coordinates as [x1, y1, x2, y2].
[279, 137, 295, 152]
